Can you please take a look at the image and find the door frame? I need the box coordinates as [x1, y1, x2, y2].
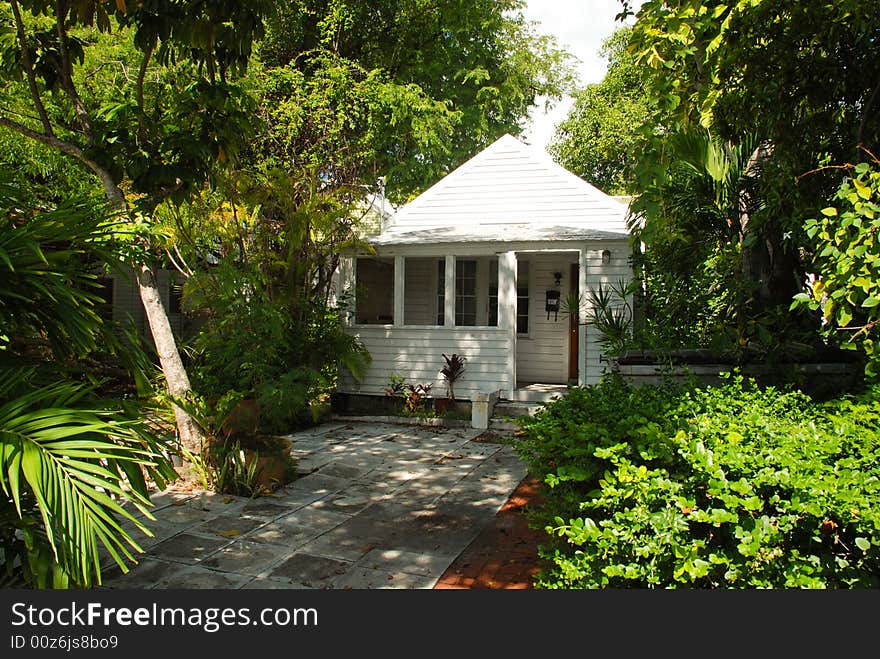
[568, 263, 579, 381]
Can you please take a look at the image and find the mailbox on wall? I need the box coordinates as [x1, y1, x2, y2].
[545, 289, 561, 321]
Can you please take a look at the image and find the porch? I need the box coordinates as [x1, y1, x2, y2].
[338, 247, 609, 398]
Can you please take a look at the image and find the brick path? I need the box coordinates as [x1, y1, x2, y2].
[434, 475, 546, 589]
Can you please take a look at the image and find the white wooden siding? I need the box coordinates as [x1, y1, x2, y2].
[516, 253, 576, 384]
[582, 243, 632, 385]
[339, 327, 512, 399]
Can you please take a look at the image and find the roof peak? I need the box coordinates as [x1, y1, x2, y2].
[381, 132, 631, 241]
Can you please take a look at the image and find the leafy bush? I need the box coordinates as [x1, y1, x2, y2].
[184, 263, 369, 434]
[403, 383, 432, 415]
[515, 374, 880, 588]
[796, 158, 880, 377]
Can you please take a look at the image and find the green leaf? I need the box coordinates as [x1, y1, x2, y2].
[855, 537, 871, 552]
[861, 297, 879, 309]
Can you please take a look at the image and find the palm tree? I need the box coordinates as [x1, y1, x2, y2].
[0, 181, 176, 588]
[632, 128, 776, 346]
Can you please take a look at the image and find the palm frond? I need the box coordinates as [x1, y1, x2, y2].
[0, 371, 176, 587]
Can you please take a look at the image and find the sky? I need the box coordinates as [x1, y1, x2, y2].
[520, 0, 637, 152]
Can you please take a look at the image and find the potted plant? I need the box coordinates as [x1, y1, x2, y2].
[384, 373, 408, 414]
[239, 434, 296, 492]
[437, 353, 466, 414]
[178, 391, 296, 495]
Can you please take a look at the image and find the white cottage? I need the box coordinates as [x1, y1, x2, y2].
[336, 133, 632, 426]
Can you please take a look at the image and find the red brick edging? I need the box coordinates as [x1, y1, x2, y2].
[434, 475, 546, 589]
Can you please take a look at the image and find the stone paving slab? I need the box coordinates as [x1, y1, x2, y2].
[333, 566, 436, 590]
[102, 421, 528, 590]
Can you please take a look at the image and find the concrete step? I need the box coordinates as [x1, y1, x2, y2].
[492, 401, 544, 419]
[488, 417, 520, 433]
[485, 400, 544, 440]
[508, 384, 570, 403]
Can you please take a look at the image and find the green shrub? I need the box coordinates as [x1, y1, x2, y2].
[515, 373, 880, 588]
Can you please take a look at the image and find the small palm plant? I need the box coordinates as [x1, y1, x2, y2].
[0, 371, 176, 588]
[440, 353, 466, 402]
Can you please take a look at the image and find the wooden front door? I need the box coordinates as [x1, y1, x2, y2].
[569, 264, 579, 381]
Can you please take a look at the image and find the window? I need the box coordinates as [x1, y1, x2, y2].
[488, 258, 498, 327]
[517, 260, 529, 335]
[403, 257, 436, 325]
[436, 259, 445, 325]
[355, 257, 394, 324]
[455, 259, 477, 326]
[169, 282, 183, 315]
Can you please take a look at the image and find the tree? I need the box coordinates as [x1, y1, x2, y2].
[632, 128, 778, 349]
[253, 0, 575, 202]
[615, 0, 880, 350]
[0, 178, 176, 587]
[550, 27, 654, 195]
[0, 1, 272, 465]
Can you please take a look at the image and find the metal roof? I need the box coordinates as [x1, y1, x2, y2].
[374, 133, 631, 246]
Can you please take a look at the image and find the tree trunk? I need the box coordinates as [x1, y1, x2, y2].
[135, 263, 203, 473]
[97, 169, 204, 479]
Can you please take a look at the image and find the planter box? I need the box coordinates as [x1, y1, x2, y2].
[607, 357, 865, 399]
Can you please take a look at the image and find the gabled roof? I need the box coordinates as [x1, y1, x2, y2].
[373, 133, 630, 246]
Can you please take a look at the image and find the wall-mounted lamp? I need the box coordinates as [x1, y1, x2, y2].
[553, 271, 562, 287]
[601, 250, 612, 265]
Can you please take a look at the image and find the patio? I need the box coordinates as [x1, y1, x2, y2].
[101, 421, 529, 589]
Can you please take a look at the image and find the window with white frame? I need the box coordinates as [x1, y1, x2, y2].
[403, 257, 436, 325]
[455, 259, 477, 326]
[355, 257, 394, 324]
[517, 260, 529, 335]
[436, 259, 445, 325]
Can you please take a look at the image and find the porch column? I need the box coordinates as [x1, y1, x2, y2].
[393, 255, 405, 327]
[499, 250, 517, 399]
[338, 256, 355, 326]
[578, 247, 589, 387]
[444, 254, 455, 327]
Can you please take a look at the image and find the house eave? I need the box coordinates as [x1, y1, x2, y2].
[369, 227, 630, 247]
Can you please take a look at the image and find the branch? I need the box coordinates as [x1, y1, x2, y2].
[796, 163, 854, 183]
[0, 114, 125, 209]
[164, 245, 193, 278]
[797, 145, 880, 183]
[9, 0, 54, 136]
[54, 0, 93, 139]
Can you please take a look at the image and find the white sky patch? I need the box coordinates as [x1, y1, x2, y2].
[520, 0, 640, 152]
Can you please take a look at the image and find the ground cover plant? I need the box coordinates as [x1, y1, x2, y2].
[515, 373, 880, 588]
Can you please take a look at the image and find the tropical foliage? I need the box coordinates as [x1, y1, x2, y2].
[516, 374, 880, 588]
[795, 159, 880, 376]
[255, 0, 575, 202]
[0, 180, 176, 588]
[550, 27, 653, 195]
[554, 2, 880, 362]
